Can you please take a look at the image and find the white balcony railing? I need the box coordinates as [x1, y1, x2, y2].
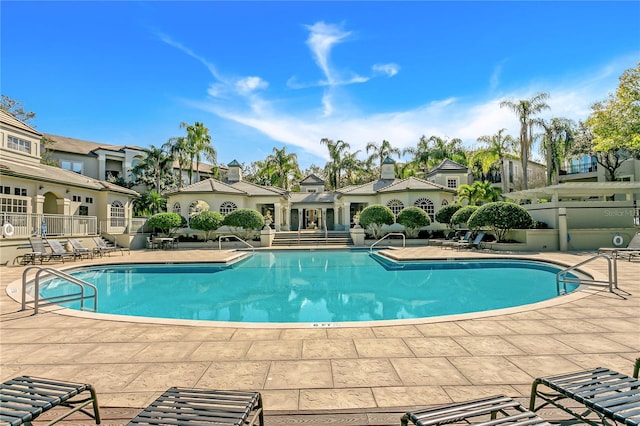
[1, 213, 97, 238]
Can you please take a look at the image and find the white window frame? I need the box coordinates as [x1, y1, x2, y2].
[7, 135, 31, 154]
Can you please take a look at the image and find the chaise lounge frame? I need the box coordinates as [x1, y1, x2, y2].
[0, 376, 101, 426]
[529, 366, 640, 426]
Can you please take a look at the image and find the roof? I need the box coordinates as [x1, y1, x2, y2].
[338, 179, 397, 195]
[378, 176, 454, 193]
[0, 154, 139, 196]
[506, 182, 640, 200]
[166, 178, 287, 197]
[300, 174, 324, 185]
[227, 159, 241, 167]
[43, 133, 147, 155]
[0, 109, 42, 137]
[289, 192, 337, 204]
[425, 159, 468, 177]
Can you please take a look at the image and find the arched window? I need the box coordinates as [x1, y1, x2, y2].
[220, 201, 237, 215]
[414, 198, 435, 221]
[110, 200, 125, 227]
[172, 202, 181, 216]
[386, 199, 404, 217]
[189, 201, 202, 217]
[441, 199, 448, 206]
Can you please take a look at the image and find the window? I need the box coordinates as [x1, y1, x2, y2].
[172, 202, 181, 216]
[441, 200, 448, 206]
[78, 206, 89, 216]
[3, 187, 10, 195]
[85, 197, 93, 204]
[13, 188, 27, 196]
[7, 136, 31, 154]
[414, 198, 435, 221]
[189, 201, 202, 216]
[307, 189, 317, 193]
[219, 201, 237, 215]
[386, 199, 404, 217]
[72, 195, 81, 202]
[61, 160, 83, 174]
[110, 200, 125, 227]
[446, 178, 458, 189]
[0, 197, 27, 213]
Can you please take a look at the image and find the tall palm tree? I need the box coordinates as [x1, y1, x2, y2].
[500, 92, 550, 190]
[266, 146, 301, 190]
[402, 135, 431, 176]
[537, 117, 575, 185]
[131, 145, 174, 193]
[180, 121, 216, 185]
[475, 128, 516, 193]
[366, 139, 401, 168]
[320, 138, 351, 189]
[162, 136, 190, 188]
[340, 150, 364, 185]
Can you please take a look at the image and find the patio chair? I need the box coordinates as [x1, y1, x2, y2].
[441, 231, 471, 250]
[456, 231, 486, 250]
[92, 236, 126, 256]
[598, 232, 640, 257]
[126, 387, 263, 426]
[46, 239, 80, 262]
[529, 364, 640, 426]
[401, 394, 550, 426]
[146, 236, 158, 250]
[0, 376, 101, 426]
[68, 238, 95, 259]
[25, 236, 71, 263]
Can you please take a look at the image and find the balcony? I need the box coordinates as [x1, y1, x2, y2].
[1, 213, 97, 238]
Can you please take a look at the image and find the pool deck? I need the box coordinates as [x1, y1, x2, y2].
[1, 246, 638, 425]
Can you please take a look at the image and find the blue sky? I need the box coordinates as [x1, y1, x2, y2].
[2, 1, 639, 170]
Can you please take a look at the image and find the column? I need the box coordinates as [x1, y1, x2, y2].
[273, 202, 281, 231]
[343, 202, 351, 230]
[558, 207, 568, 251]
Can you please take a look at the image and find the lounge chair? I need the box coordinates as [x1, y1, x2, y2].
[25, 237, 74, 263]
[127, 387, 263, 425]
[529, 363, 640, 425]
[441, 231, 471, 250]
[456, 231, 486, 250]
[0, 376, 101, 425]
[401, 394, 550, 426]
[46, 239, 80, 262]
[68, 238, 95, 259]
[93, 236, 128, 256]
[598, 232, 640, 257]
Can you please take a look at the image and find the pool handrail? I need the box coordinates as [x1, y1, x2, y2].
[218, 235, 255, 252]
[556, 253, 617, 294]
[21, 266, 98, 314]
[370, 233, 406, 252]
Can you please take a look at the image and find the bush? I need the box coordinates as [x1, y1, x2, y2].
[435, 204, 462, 228]
[397, 206, 431, 238]
[359, 204, 395, 238]
[467, 201, 534, 242]
[189, 210, 224, 241]
[223, 208, 265, 240]
[450, 205, 478, 228]
[147, 212, 183, 236]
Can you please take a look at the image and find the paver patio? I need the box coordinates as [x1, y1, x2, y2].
[0, 246, 638, 424]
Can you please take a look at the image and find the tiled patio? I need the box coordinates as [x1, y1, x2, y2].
[0, 246, 638, 425]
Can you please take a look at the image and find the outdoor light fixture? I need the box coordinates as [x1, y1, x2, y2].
[634, 200, 640, 227]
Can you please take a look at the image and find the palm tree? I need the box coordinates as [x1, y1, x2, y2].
[500, 92, 550, 190]
[537, 117, 575, 185]
[402, 135, 431, 176]
[162, 136, 190, 188]
[131, 145, 174, 193]
[320, 138, 351, 189]
[180, 121, 216, 185]
[266, 146, 301, 190]
[366, 140, 401, 168]
[340, 150, 364, 185]
[475, 128, 516, 193]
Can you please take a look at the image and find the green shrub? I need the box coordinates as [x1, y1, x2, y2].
[397, 206, 431, 238]
[435, 204, 462, 228]
[223, 208, 265, 240]
[450, 205, 478, 228]
[467, 201, 534, 242]
[189, 210, 224, 241]
[146, 212, 183, 236]
[359, 204, 395, 239]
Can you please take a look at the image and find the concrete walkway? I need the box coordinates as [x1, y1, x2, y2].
[1, 247, 638, 417]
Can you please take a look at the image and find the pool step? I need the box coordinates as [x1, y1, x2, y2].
[272, 231, 353, 246]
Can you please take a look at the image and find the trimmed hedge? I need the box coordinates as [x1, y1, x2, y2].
[359, 204, 395, 239]
[147, 212, 183, 236]
[397, 206, 431, 238]
[223, 208, 265, 230]
[435, 204, 462, 227]
[450, 205, 479, 228]
[189, 210, 224, 241]
[467, 201, 534, 242]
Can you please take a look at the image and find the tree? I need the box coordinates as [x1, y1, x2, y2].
[0, 95, 35, 122]
[359, 204, 395, 238]
[435, 204, 462, 230]
[265, 146, 301, 190]
[456, 181, 502, 205]
[467, 201, 534, 242]
[425, 136, 468, 167]
[500, 92, 550, 190]
[147, 212, 183, 236]
[163, 136, 190, 188]
[321, 138, 350, 189]
[189, 210, 224, 241]
[130, 144, 177, 193]
[537, 117, 575, 185]
[180, 121, 216, 185]
[571, 121, 627, 182]
[397, 206, 431, 238]
[474, 128, 516, 193]
[450, 205, 479, 229]
[223, 208, 265, 240]
[133, 190, 166, 216]
[366, 140, 401, 168]
[402, 135, 432, 175]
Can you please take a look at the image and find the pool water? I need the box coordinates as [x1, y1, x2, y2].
[39, 250, 577, 324]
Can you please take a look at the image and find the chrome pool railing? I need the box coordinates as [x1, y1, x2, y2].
[218, 235, 255, 252]
[370, 233, 406, 252]
[556, 253, 617, 294]
[21, 266, 98, 314]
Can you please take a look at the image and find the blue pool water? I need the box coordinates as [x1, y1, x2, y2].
[39, 250, 577, 323]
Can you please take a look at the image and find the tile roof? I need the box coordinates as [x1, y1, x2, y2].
[377, 176, 454, 193]
[425, 159, 468, 177]
[0, 109, 42, 137]
[300, 174, 325, 185]
[289, 192, 337, 203]
[43, 133, 147, 155]
[166, 178, 246, 195]
[337, 179, 397, 195]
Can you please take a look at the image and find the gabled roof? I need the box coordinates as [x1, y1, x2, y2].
[228, 159, 241, 167]
[0, 154, 138, 196]
[337, 179, 397, 195]
[300, 174, 324, 185]
[425, 159, 468, 177]
[230, 180, 287, 196]
[289, 192, 337, 203]
[44, 133, 147, 155]
[0, 109, 42, 137]
[166, 178, 246, 195]
[378, 176, 454, 193]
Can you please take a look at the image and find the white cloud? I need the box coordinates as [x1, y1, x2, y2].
[236, 76, 268, 95]
[373, 63, 399, 77]
[305, 21, 351, 85]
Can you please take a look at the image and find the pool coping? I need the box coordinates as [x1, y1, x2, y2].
[6, 250, 607, 329]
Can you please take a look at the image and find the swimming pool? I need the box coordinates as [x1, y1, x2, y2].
[36, 250, 579, 324]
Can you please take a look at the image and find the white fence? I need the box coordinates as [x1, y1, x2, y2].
[1, 213, 97, 238]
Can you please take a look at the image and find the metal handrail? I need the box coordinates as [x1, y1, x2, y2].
[370, 232, 406, 252]
[21, 266, 98, 314]
[218, 235, 254, 252]
[556, 253, 617, 294]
